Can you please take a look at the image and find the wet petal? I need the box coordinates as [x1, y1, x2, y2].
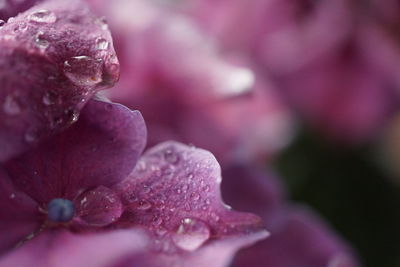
[0, 0, 119, 162]
[4, 99, 146, 204]
[115, 141, 268, 254]
[0, 229, 149, 267]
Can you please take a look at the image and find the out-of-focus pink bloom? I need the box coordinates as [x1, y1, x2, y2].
[221, 164, 359, 267]
[87, 0, 294, 163]
[0, 0, 41, 21]
[187, 0, 400, 144]
[0, 99, 267, 267]
[0, 0, 120, 162]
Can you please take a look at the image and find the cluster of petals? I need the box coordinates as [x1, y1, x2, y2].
[0, 0, 269, 266]
[84, 0, 360, 266]
[0, 0, 361, 267]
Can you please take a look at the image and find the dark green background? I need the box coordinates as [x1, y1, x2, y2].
[276, 130, 400, 267]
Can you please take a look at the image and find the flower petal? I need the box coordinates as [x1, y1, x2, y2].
[231, 208, 359, 267]
[0, 229, 149, 267]
[0, 0, 119, 162]
[0, 168, 40, 254]
[115, 141, 268, 254]
[114, 233, 267, 267]
[4, 99, 146, 204]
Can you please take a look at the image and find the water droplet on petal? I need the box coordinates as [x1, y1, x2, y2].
[172, 218, 210, 251]
[142, 185, 151, 194]
[24, 128, 39, 143]
[34, 31, 49, 50]
[137, 200, 152, 210]
[63, 56, 103, 86]
[96, 17, 108, 30]
[3, 95, 21, 115]
[190, 192, 200, 201]
[13, 22, 27, 32]
[95, 37, 109, 50]
[29, 10, 57, 24]
[136, 161, 147, 173]
[64, 108, 79, 124]
[7, 17, 14, 23]
[164, 149, 179, 164]
[42, 91, 57, 106]
[152, 216, 163, 226]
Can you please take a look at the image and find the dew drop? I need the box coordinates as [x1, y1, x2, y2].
[34, 31, 49, 50]
[190, 192, 200, 201]
[137, 200, 152, 210]
[64, 108, 79, 124]
[14, 22, 27, 32]
[164, 149, 179, 164]
[28, 10, 57, 24]
[95, 37, 109, 50]
[96, 16, 109, 30]
[42, 91, 57, 106]
[136, 161, 147, 173]
[172, 218, 210, 251]
[152, 216, 163, 226]
[202, 185, 210, 192]
[142, 185, 151, 194]
[3, 95, 21, 115]
[181, 184, 189, 193]
[63, 56, 103, 86]
[7, 17, 14, 23]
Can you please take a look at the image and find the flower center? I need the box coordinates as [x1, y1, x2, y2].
[47, 198, 75, 223]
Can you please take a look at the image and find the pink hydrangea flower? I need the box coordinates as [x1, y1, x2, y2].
[0, 98, 267, 266]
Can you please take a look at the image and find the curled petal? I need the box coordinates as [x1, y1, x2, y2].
[4, 99, 146, 204]
[115, 141, 268, 255]
[231, 208, 359, 267]
[0, 0, 119, 162]
[0, 229, 149, 267]
[221, 164, 284, 227]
